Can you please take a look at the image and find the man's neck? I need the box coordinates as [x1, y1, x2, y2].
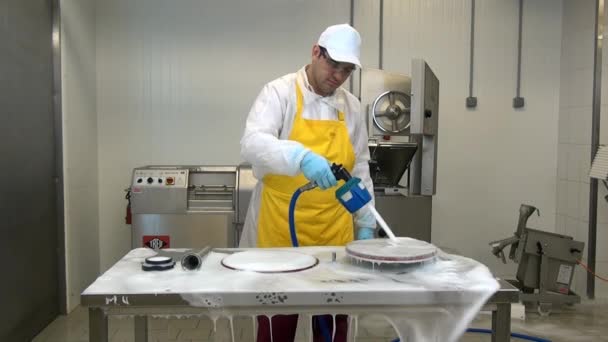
[304, 65, 329, 97]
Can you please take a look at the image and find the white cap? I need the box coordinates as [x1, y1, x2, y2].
[317, 24, 361, 67]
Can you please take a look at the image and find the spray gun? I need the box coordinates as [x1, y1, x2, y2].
[298, 163, 372, 213]
[289, 163, 373, 247]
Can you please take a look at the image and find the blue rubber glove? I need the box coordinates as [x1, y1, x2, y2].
[357, 227, 375, 240]
[300, 151, 337, 190]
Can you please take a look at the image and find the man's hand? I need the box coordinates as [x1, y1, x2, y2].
[300, 151, 337, 190]
[357, 227, 375, 240]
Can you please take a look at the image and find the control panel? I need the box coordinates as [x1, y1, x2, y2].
[132, 168, 188, 188]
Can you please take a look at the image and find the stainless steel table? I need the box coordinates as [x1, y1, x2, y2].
[484, 279, 520, 342]
[82, 248, 517, 342]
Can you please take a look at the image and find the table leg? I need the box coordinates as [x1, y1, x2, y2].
[134, 315, 148, 342]
[89, 308, 109, 342]
[491, 303, 511, 342]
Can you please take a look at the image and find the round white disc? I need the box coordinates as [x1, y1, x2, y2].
[346, 237, 437, 264]
[145, 256, 172, 264]
[221, 250, 319, 273]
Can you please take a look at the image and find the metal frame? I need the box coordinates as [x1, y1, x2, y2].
[85, 281, 518, 342]
[588, 0, 605, 300]
[51, 0, 67, 315]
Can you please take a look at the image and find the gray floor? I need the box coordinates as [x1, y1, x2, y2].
[32, 302, 608, 342]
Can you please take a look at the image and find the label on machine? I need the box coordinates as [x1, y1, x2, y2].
[556, 264, 573, 285]
[143, 235, 170, 249]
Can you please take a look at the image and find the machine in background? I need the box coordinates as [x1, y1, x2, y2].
[490, 204, 585, 315]
[360, 59, 439, 242]
[129, 165, 256, 249]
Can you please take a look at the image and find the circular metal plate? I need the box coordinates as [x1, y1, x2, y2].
[346, 237, 437, 264]
[372, 90, 411, 134]
[221, 250, 319, 273]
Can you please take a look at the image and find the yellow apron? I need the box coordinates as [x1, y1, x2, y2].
[257, 83, 356, 247]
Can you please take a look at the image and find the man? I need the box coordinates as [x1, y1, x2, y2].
[239, 23, 376, 341]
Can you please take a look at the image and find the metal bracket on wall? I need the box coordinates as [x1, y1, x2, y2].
[513, 0, 525, 108]
[466, 0, 477, 108]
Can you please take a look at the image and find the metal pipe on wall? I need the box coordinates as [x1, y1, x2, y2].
[466, 0, 477, 108]
[513, 0, 525, 108]
[588, 0, 604, 300]
[379, 0, 384, 69]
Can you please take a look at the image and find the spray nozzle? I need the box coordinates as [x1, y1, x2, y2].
[330, 163, 352, 182]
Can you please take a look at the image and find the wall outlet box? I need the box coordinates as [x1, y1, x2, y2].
[513, 97, 525, 108]
[466, 96, 477, 108]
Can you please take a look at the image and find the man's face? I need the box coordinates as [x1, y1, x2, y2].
[308, 45, 356, 96]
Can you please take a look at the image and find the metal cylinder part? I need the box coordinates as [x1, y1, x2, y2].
[180, 247, 211, 271]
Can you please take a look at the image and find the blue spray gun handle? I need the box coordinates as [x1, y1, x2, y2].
[335, 177, 372, 213]
[329, 163, 372, 213]
[298, 162, 371, 213]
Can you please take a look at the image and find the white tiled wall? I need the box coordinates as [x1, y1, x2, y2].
[556, 0, 599, 296]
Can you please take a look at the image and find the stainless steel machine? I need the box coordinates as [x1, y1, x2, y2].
[360, 59, 440, 242]
[490, 204, 585, 315]
[129, 165, 255, 249]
